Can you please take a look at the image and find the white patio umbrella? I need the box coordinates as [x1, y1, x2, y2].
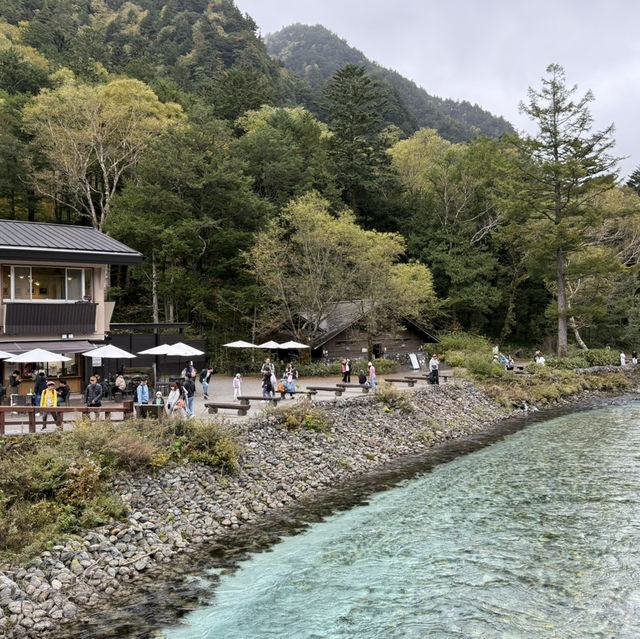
[169, 342, 204, 357]
[137, 343, 175, 356]
[138, 343, 204, 357]
[5, 348, 71, 363]
[0, 350, 14, 359]
[82, 344, 137, 359]
[223, 340, 256, 348]
[256, 340, 282, 349]
[279, 340, 310, 349]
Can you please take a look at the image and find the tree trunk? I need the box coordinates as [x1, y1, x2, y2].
[569, 315, 588, 350]
[151, 251, 159, 324]
[556, 247, 568, 357]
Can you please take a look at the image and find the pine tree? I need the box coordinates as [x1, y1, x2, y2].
[513, 64, 620, 356]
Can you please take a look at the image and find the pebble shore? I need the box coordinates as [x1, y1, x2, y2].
[0, 378, 624, 637]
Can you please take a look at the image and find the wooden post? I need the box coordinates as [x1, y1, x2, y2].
[0, 411, 4, 435]
[123, 400, 134, 419]
[28, 408, 36, 434]
[55, 408, 63, 429]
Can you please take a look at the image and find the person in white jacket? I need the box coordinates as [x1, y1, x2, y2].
[166, 382, 188, 418]
[429, 354, 440, 385]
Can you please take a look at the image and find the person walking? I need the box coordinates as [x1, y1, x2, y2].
[183, 375, 196, 416]
[232, 373, 242, 400]
[633, 350, 638, 365]
[185, 361, 197, 380]
[199, 366, 213, 400]
[620, 351, 626, 366]
[368, 361, 377, 392]
[346, 359, 352, 383]
[341, 360, 348, 383]
[429, 353, 440, 385]
[262, 370, 274, 398]
[40, 380, 58, 430]
[261, 358, 275, 376]
[34, 371, 47, 407]
[85, 376, 103, 418]
[166, 382, 188, 418]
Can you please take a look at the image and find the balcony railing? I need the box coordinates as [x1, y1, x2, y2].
[2, 302, 97, 336]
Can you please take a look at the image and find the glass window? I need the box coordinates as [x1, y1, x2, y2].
[13, 267, 31, 300]
[84, 268, 93, 301]
[1, 267, 9, 299]
[66, 269, 83, 300]
[4, 266, 95, 302]
[32, 267, 64, 300]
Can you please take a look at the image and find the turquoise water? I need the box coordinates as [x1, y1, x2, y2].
[161, 404, 640, 639]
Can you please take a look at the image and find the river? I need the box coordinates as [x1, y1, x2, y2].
[153, 402, 640, 638]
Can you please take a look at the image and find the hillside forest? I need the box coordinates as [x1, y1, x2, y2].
[1, 0, 640, 359]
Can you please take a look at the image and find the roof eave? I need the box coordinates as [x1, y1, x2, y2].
[0, 247, 143, 266]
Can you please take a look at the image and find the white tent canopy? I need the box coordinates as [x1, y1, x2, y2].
[5, 348, 71, 363]
[82, 345, 137, 359]
[0, 350, 14, 359]
[256, 340, 281, 349]
[223, 340, 256, 348]
[279, 340, 310, 349]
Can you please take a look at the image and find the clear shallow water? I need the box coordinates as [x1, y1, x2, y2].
[161, 404, 640, 639]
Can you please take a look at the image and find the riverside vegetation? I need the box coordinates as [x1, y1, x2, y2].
[0, 359, 637, 636]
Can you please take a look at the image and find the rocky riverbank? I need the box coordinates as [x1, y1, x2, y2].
[0, 376, 633, 638]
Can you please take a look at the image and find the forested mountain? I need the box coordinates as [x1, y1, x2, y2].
[266, 24, 514, 143]
[0, 2, 634, 355]
[0, 0, 307, 115]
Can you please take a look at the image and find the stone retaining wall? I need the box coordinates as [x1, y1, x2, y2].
[0, 378, 620, 637]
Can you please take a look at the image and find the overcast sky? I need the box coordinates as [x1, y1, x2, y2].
[235, 0, 640, 178]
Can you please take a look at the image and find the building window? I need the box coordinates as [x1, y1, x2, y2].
[2, 266, 92, 302]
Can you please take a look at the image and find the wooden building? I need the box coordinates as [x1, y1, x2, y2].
[269, 301, 439, 361]
[0, 220, 142, 393]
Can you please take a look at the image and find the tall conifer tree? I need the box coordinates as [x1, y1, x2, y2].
[513, 64, 619, 356]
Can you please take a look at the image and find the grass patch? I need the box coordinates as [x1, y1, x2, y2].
[479, 368, 631, 407]
[0, 416, 240, 561]
[268, 399, 331, 432]
[375, 382, 414, 413]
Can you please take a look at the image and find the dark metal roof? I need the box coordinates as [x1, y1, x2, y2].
[0, 220, 143, 265]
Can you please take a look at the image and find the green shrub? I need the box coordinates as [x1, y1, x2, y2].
[466, 353, 506, 380]
[584, 348, 620, 366]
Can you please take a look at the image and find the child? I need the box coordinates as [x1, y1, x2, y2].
[232, 373, 242, 400]
[153, 391, 164, 405]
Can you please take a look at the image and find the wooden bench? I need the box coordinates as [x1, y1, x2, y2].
[305, 385, 344, 397]
[238, 395, 281, 406]
[278, 389, 318, 399]
[135, 404, 166, 420]
[405, 374, 451, 384]
[205, 402, 250, 416]
[384, 378, 416, 387]
[335, 383, 371, 393]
